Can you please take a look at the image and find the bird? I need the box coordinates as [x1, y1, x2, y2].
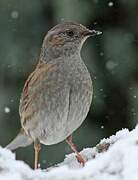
[6, 22, 101, 169]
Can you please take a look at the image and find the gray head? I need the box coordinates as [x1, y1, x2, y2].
[40, 22, 101, 62]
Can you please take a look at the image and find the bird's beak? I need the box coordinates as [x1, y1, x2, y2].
[83, 29, 102, 37]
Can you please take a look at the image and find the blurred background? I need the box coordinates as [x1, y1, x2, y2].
[0, 0, 138, 168]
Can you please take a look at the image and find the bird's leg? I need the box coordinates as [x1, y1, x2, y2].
[34, 139, 41, 169]
[66, 135, 85, 166]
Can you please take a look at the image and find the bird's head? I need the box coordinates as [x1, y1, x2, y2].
[41, 22, 102, 61]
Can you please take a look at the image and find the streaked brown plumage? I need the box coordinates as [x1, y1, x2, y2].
[6, 22, 102, 169]
[20, 63, 57, 128]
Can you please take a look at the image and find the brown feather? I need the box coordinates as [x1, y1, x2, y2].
[19, 63, 57, 127]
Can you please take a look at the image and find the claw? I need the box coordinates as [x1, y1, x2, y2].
[66, 135, 85, 166]
[76, 153, 85, 166]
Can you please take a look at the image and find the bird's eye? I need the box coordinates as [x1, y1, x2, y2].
[66, 30, 74, 37]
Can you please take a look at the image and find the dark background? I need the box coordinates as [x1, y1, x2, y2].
[0, 0, 138, 168]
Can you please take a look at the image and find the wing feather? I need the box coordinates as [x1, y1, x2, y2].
[19, 63, 57, 127]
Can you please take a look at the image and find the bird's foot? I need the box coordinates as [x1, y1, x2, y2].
[66, 135, 86, 166]
[76, 153, 86, 166]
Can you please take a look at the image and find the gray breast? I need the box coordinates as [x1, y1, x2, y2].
[28, 57, 93, 145]
[65, 59, 93, 138]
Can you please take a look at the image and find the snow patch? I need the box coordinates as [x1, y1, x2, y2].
[1, 126, 138, 179]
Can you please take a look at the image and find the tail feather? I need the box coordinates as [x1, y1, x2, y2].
[6, 129, 33, 151]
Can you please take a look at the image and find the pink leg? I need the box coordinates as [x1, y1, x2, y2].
[34, 140, 41, 169]
[66, 135, 85, 166]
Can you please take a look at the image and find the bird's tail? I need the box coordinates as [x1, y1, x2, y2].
[6, 128, 33, 151]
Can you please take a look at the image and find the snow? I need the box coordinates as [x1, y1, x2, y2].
[1, 126, 138, 180]
[100, 52, 104, 56]
[106, 60, 118, 70]
[108, 2, 114, 7]
[4, 107, 10, 113]
[11, 11, 19, 19]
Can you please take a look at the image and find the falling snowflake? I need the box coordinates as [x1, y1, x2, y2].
[100, 52, 104, 56]
[4, 107, 10, 113]
[94, 21, 98, 25]
[108, 2, 114, 7]
[132, 112, 136, 116]
[11, 10, 19, 19]
[106, 61, 118, 70]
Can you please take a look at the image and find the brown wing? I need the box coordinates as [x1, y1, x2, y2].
[19, 63, 57, 127]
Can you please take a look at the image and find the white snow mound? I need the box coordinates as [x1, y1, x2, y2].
[1, 126, 138, 180]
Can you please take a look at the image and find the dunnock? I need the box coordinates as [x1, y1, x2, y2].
[6, 22, 101, 169]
